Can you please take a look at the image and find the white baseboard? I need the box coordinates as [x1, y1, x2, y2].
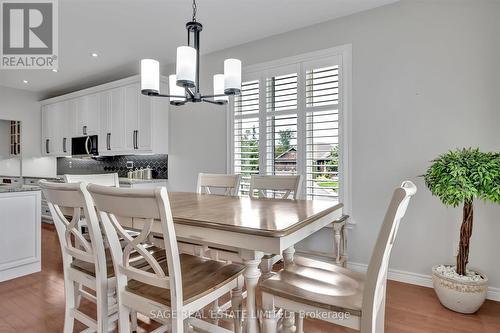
[347, 262, 500, 302]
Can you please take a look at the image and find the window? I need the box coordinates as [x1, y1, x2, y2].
[230, 46, 351, 206]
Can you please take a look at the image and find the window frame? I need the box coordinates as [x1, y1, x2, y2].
[227, 45, 352, 215]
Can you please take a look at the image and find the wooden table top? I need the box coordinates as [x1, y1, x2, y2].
[168, 192, 342, 237]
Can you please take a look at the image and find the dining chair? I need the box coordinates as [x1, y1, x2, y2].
[86, 184, 245, 333]
[63, 172, 139, 329]
[197, 173, 241, 196]
[248, 175, 303, 278]
[249, 175, 302, 200]
[40, 180, 120, 332]
[260, 181, 417, 333]
[64, 173, 120, 187]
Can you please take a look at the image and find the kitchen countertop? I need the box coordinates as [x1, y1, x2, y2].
[0, 185, 41, 193]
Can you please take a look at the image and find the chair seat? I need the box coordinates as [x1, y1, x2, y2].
[126, 253, 244, 306]
[71, 245, 166, 278]
[259, 256, 364, 316]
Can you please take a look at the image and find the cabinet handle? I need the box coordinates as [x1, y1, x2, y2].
[83, 125, 87, 135]
[63, 137, 67, 153]
[133, 130, 138, 149]
[107, 133, 111, 150]
[46, 139, 50, 154]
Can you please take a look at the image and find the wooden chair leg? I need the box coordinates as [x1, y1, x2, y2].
[63, 280, 76, 333]
[262, 293, 278, 333]
[131, 311, 138, 332]
[117, 302, 131, 333]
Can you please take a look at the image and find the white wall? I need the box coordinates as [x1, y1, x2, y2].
[168, 0, 500, 293]
[0, 86, 56, 177]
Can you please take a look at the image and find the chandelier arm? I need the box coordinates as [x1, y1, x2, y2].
[202, 99, 227, 105]
[201, 93, 237, 99]
[185, 87, 195, 98]
[141, 91, 187, 99]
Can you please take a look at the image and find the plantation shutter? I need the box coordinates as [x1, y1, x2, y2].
[232, 53, 345, 201]
[304, 62, 340, 200]
[233, 79, 260, 195]
[265, 71, 298, 177]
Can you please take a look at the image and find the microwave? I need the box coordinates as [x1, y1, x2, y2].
[72, 135, 98, 157]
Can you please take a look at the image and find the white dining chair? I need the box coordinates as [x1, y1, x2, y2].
[40, 181, 118, 332]
[86, 184, 245, 333]
[64, 173, 120, 187]
[260, 181, 417, 333]
[248, 175, 303, 278]
[249, 175, 302, 200]
[197, 173, 241, 196]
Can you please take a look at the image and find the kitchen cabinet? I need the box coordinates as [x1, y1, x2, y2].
[99, 88, 125, 154]
[74, 94, 99, 137]
[42, 101, 72, 156]
[41, 75, 169, 157]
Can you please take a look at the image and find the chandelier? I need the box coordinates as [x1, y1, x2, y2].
[140, 0, 241, 106]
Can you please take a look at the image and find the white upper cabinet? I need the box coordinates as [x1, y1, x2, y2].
[74, 94, 99, 137]
[42, 101, 71, 156]
[41, 76, 169, 157]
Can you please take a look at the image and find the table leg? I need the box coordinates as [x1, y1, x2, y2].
[241, 250, 264, 333]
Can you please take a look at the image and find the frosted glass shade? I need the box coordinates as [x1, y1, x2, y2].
[141, 59, 160, 94]
[169, 75, 186, 103]
[224, 59, 241, 94]
[213, 74, 228, 102]
[176, 46, 197, 88]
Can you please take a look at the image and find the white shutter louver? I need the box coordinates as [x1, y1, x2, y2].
[234, 80, 260, 194]
[305, 65, 340, 200]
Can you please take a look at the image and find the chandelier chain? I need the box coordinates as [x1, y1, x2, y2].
[192, 0, 197, 22]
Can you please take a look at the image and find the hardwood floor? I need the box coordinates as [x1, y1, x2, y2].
[0, 224, 499, 332]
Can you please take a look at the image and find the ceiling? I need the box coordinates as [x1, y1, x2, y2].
[0, 0, 398, 98]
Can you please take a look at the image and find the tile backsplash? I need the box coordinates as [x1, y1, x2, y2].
[57, 154, 168, 179]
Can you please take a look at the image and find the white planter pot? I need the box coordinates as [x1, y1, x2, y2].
[432, 265, 488, 314]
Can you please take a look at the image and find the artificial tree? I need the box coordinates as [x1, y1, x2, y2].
[424, 148, 499, 276]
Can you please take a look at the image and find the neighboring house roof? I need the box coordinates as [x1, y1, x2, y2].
[274, 144, 334, 162]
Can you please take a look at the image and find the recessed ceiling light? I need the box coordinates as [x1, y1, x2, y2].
[52, 69, 58, 72]
[91, 53, 98, 58]
[23, 80, 28, 84]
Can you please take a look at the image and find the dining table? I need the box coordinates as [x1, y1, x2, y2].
[135, 191, 343, 333]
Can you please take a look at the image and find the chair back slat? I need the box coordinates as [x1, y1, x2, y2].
[197, 173, 241, 196]
[87, 184, 183, 311]
[64, 173, 120, 187]
[249, 175, 302, 199]
[39, 180, 108, 273]
[361, 181, 417, 332]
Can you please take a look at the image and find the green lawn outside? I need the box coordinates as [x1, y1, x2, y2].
[316, 181, 338, 188]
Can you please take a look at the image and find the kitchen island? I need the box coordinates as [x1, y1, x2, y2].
[0, 185, 41, 282]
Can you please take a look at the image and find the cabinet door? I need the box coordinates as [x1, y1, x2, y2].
[109, 88, 125, 151]
[41, 105, 51, 156]
[75, 94, 99, 136]
[50, 102, 66, 155]
[124, 84, 139, 151]
[99, 88, 125, 154]
[98, 91, 111, 152]
[137, 92, 152, 151]
[59, 101, 72, 155]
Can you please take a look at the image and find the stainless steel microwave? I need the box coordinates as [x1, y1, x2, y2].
[71, 135, 98, 157]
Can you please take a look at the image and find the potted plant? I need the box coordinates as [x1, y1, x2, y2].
[424, 148, 499, 313]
